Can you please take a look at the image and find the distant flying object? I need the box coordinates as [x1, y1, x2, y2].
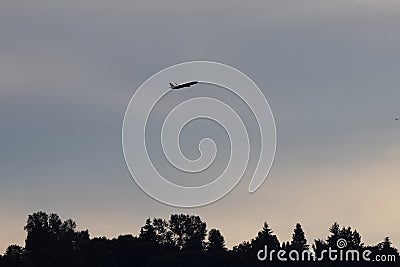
[396, 118, 399, 121]
[169, 81, 198, 89]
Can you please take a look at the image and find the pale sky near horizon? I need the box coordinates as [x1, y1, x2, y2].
[1, 0, 400, 254]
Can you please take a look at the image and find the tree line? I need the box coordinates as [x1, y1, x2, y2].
[0, 211, 398, 266]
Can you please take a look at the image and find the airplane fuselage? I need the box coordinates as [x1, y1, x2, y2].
[169, 81, 198, 89]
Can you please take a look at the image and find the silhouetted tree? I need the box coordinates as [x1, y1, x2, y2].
[285, 241, 290, 252]
[2, 245, 25, 267]
[232, 240, 253, 266]
[3, 212, 400, 267]
[326, 222, 363, 251]
[152, 218, 173, 246]
[232, 241, 252, 255]
[377, 237, 399, 256]
[291, 223, 309, 252]
[139, 218, 157, 243]
[252, 221, 280, 251]
[351, 230, 362, 249]
[24, 211, 51, 252]
[23, 211, 89, 266]
[24, 211, 53, 266]
[168, 214, 206, 250]
[49, 213, 62, 235]
[312, 238, 328, 260]
[207, 229, 226, 251]
[326, 222, 340, 248]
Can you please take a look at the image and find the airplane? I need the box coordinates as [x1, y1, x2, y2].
[169, 81, 198, 89]
[396, 118, 399, 121]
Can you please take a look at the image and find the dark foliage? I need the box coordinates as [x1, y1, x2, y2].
[0, 212, 399, 266]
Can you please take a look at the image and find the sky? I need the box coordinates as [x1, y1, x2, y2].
[1, 0, 400, 253]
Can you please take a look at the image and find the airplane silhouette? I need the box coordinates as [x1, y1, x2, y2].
[169, 81, 198, 89]
[396, 118, 399, 121]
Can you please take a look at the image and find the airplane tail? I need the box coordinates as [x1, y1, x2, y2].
[169, 83, 176, 89]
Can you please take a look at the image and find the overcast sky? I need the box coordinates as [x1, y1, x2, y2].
[1, 0, 400, 253]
